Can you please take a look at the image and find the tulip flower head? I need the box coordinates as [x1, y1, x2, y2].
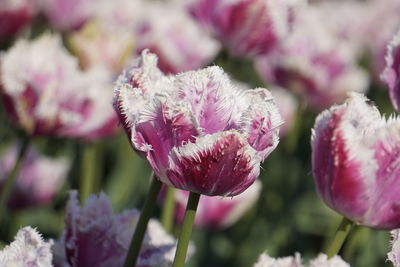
[59, 191, 186, 267]
[0, 144, 69, 209]
[389, 229, 400, 267]
[312, 93, 400, 229]
[135, 1, 220, 74]
[114, 50, 282, 196]
[188, 0, 297, 58]
[382, 29, 400, 112]
[175, 180, 261, 229]
[255, 7, 368, 110]
[0, 226, 53, 266]
[0, 34, 118, 140]
[253, 252, 349, 267]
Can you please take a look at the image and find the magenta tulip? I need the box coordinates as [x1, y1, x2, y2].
[312, 93, 400, 229]
[114, 50, 282, 196]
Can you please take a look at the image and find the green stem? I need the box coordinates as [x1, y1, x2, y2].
[0, 138, 30, 223]
[80, 143, 97, 203]
[123, 174, 162, 267]
[172, 192, 201, 267]
[161, 187, 176, 233]
[325, 217, 354, 258]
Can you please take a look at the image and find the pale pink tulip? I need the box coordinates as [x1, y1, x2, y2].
[57, 191, 188, 267]
[114, 50, 282, 196]
[0, 144, 69, 209]
[253, 252, 349, 267]
[389, 229, 400, 267]
[1, 34, 118, 140]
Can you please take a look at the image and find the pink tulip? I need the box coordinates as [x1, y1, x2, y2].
[114, 50, 282, 196]
[0, 226, 53, 266]
[254, 252, 349, 267]
[57, 191, 186, 267]
[255, 6, 368, 110]
[382, 29, 400, 112]
[312, 93, 400, 229]
[0, 144, 69, 209]
[175, 180, 261, 229]
[135, 1, 220, 74]
[188, 0, 297, 58]
[0, 0, 35, 40]
[389, 229, 400, 267]
[0, 34, 119, 140]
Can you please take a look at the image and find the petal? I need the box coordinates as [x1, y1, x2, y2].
[253, 252, 303, 267]
[389, 229, 400, 267]
[382, 29, 400, 111]
[133, 95, 201, 176]
[167, 130, 260, 196]
[309, 254, 350, 267]
[311, 93, 381, 222]
[171, 66, 237, 134]
[238, 89, 283, 160]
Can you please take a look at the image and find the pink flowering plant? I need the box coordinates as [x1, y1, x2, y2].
[0, 0, 400, 267]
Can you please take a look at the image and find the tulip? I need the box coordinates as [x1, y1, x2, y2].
[188, 0, 297, 58]
[115, 50, 282, 266]
[253, 252, 349, 267]
[255, 6, 368, 110]
[0, 34, 118, 140]
[174, 180, 261, 229]
[114, 50, 282, 196]
[56, 191, 188, 267]
[135, 1, 220, 74]
[0, 144, 69, 209]
[0, 0, 35, 41]
[382, 29, 400, 112]
[0, 226, 53, 266]
[312, 92, 400, 230]
[389, 229, 400, 267]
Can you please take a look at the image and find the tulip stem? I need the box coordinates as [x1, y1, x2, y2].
[0, 138, 30, 223]
[123, 174, 162, 267]
[161, 187, 176, 233]
[326, 217, 354, 258]
[80, 143, 97, 203]
[172, 192, 200, 267]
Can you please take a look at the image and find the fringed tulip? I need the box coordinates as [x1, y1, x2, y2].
[311, 93, 400, 229]
[0, 0, 35, 41]
[114, 50, 282, 196]
[0, 34, 118, 140]
[135, 1, 220, 74]
[382, 29, 400, 112]
[188, 0, 298, 58]
[0, 226, 53, 266]
[255, 7, 368, 110]
[253, 252, 349, 267]
[175, 180, 261, 229]
[389, 229, 400, 267]
[56, 191, 189, 267]
[0, 144, 69, 209]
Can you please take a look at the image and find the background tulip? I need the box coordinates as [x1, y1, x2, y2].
[174, 180, 261, 229]
[312, 93, 400, 229]
[0, 144, 69, 209]
[114, 50, 282, 196]
[389, 230, 400, 267]
[0, 34, 118, 140]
